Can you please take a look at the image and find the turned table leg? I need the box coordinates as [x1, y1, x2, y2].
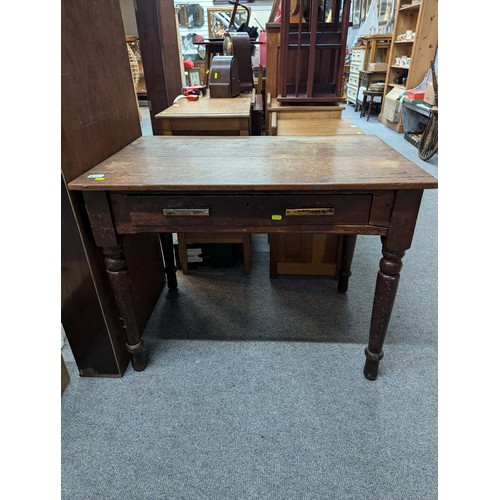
[364, 239, 405, 381]
[159, 233, 178, 289]
[337, 234, 357, 293]
[103, 245, 147, 371]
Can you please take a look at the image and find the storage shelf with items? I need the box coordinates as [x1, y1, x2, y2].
[347, 34, 392, 109]
[379, 0, 437, 132]
[126, 36, 147, 104]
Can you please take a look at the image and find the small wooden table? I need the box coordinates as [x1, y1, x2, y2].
[68, 135, 437, 380]
[155, 94, 252, 136]
[360, 90, 384, 121]
[276, 118, 363, 136]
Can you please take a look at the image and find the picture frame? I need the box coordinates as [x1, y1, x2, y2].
[176, 3, 204, 28]
[378, 0, 394, 26]
[360, 0, 368, 23]
[187, 68, 201, 86]
[351, 0, 361, 28]
[207, 6, 250, 39]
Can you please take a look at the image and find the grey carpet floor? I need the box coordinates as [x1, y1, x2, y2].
[62, 103, 438, 500]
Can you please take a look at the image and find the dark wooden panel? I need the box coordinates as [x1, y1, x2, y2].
[61, 0, 141, 183]
[135, 0, 183, 135]
[61, 0, 166, 376]
[61, 178, 127, 376]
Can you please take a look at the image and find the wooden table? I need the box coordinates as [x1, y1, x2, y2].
[276, 119, 363, 136]
[155, 94, 252, 136]
[267, 96, 345, 135]
[68, 135, 437, 380]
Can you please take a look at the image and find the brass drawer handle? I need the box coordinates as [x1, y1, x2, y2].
[285, 208, 336, 216]
[162, 208, 210, 216]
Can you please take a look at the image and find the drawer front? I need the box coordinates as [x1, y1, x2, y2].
[347, 87, 358, 101]
[348, 74, 359, 85]
[351, 49, 365, 63]
[112, 194, 373, 233]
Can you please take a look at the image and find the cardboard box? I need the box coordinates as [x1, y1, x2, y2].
[383, 87, 406, 122]
[367, 62, 388, 72]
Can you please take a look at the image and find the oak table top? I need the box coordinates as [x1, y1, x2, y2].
[68, 135, 438, 192]
[154, 94, 252, 120]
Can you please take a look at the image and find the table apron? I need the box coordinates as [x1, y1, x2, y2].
[110, 192, 395, 235]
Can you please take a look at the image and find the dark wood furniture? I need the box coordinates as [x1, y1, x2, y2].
[155, 93, 253, 136]
[135, 0, 183, 136]
[276, 0, 351, 103]
[68, 135, 437, 380]
[61, 0, 166, 377]
[360, 89, 384, 121]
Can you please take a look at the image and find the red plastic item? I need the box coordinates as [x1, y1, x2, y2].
[407, 89, 425, 101]
[183, 60, 195, 70]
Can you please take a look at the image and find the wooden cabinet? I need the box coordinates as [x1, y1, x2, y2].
[379, 0, 438, 132]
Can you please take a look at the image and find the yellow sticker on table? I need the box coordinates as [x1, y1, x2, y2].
[271, 214, 282, 221]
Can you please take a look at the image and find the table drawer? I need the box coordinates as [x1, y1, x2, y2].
[112, 194, 373, 233]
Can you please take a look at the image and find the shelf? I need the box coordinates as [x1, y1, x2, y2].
[388, 83, 406, 90]
[400, 2, 421, 11]
[395, 40, 414, 44]
[391, 65, 411, 69]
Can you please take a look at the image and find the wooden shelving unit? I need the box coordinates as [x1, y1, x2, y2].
[379, 0, 438, 132]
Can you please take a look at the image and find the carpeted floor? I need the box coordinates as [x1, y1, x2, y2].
[61, 102, 438, 499]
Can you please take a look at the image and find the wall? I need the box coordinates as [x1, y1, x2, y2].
[120, 0, 138, 36]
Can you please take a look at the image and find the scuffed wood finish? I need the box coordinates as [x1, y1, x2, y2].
[155, 95, 252, 136]
[71, 135, 437, 380]
[277, 118, 362, 136]
[155, 95, 252, 118]
[68, 136, 437, 192]
[364, 190, 423, 380]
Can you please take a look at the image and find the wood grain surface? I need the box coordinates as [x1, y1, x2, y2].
[155, 95, 252, 118]
[68, 135, 438, 191]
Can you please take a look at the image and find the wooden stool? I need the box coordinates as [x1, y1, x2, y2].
[177, 233, 251, 274]
[360, 90, 383, 121]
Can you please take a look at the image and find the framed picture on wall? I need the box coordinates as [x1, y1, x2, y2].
[351, 0, 361, 28]
[207, 7, 250, 39]
[378, 0, 394, 26]
[360, 0, 368, 23]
